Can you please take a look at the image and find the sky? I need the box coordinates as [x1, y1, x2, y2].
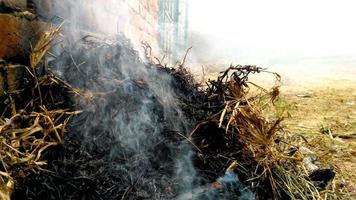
[188, 0, 356, 82]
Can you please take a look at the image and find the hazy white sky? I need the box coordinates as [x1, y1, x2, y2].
[188, 0, 356, 74]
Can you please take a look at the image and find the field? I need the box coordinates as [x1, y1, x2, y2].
[280, 81, 356, 198]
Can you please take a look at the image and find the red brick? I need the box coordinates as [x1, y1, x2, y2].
[0, 14, 47, 61]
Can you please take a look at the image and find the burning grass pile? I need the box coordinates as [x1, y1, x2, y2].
[0, 26, 337, 199]
[10, 35, 209, 200]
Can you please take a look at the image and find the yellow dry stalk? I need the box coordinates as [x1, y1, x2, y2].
[30, 23, 64, 69]
[0, 108, 78, 197]
[0, 171, 13, 200]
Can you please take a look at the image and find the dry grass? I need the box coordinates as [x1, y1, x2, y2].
[0, 23, 81, 199]
[0, 106, 79, 200]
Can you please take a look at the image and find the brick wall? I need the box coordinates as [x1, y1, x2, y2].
[119, 0, 160, 52]
[0, 0, 161, 61]
[39, 0, 160, 52]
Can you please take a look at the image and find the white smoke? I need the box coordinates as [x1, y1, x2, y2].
[32, 0, 205, 199]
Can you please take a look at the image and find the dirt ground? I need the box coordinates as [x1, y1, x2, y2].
[281, 82, 356, 198]
[194, 65, 356, 198]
